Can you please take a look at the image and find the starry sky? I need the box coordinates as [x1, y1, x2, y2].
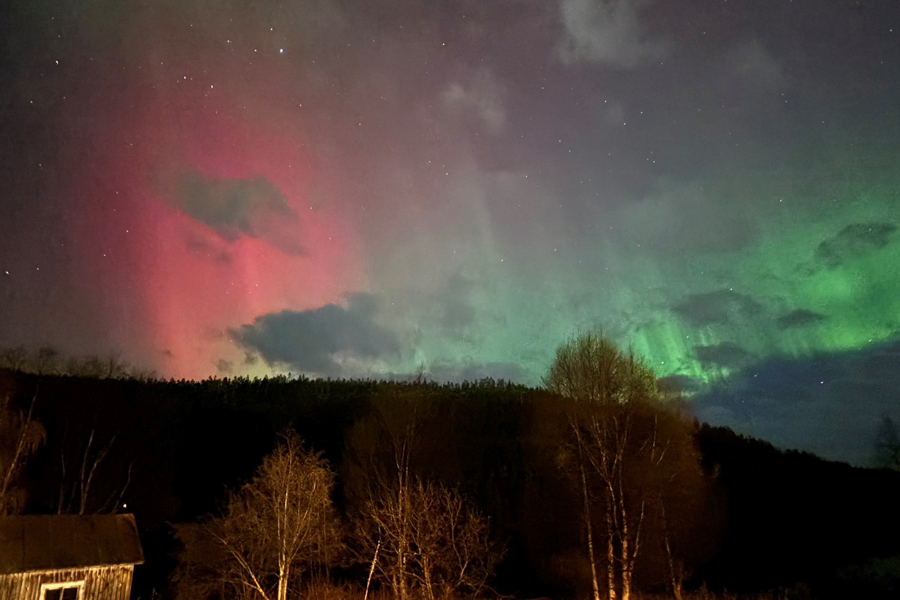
[2, 0, 899, 464]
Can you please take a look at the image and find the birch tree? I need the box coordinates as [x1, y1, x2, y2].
[360, 478, 499, 600]
[347, 390, 500, 600]
[546, 333, 700, 600]
[176, 430, 341, 600]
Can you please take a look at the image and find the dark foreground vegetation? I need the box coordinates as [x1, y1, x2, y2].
[1, 337, 899, 600]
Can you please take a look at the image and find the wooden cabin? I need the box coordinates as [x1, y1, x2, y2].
[0, 514, 143, 600]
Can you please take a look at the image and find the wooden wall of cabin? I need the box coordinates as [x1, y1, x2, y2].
[0, 564, 135, 600]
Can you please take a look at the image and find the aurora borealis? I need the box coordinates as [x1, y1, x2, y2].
[2, 0, 899, 463]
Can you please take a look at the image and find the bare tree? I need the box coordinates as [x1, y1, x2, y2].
[175, 430, 342, 600]
[64, 353, 131, 379]
[57, 427, 134, 514]
[66, 355, 105, 378]
[359, 404, 419, 600]
[359, 479, 500, 600]
[0, 346, 29, 371]
[34, 346, 61, 375]
[409, 480, 500, 600]
[344, 389, 434, 600]
[0, 393, 46, 515]
[348, 391, 500, 600]
[546, 333, 700, 600]
[1, 346, 134, 379]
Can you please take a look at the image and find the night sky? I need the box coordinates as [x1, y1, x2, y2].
[2, 0, 899, 464]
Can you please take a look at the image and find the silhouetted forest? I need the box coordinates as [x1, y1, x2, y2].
[2, 366, 899, 600]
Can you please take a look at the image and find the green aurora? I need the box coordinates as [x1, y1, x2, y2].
[373, 168, 900, 388]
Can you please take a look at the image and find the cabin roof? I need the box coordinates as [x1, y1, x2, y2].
[0, 514, 143, 575]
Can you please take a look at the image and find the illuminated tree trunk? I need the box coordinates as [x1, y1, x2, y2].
[619, 502, 640, 600]
[364, 540, 381, 600]
[422, 555, 436, 600]
[663, 510, 684, 600]
[277, 563, 289, 600]
[580, 453, 602, 600]
[394, 437, 412, 600]
[620, 503, 631, 600]
[605, 503, 616, 600]
[397, 474, 410, 600]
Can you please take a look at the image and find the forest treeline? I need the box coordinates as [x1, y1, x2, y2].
[1, 337, 900, 600]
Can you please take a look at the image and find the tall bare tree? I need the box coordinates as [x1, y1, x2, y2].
[348, 392, 426, 600]
[175, 430, 341, 600]
[346, 390, 500, 600]
[408, 480, 499, 600]
[546, 333, 701, 600]
[359, 478, 499, 600]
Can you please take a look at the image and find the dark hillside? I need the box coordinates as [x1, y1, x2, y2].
[2, 369, 899, 599]
[696, 424, 900, 596]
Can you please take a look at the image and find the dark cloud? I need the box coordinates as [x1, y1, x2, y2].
[230, 294, 400, 376]
[695, 342, 754, 370]
[168, 172, 304, 255]
[815, 223, 897, 268]
[672, 290, 763, 327]
[776, 309, 826, 330]
[216, 359, 233, 373]
[693, 341, 900, 466]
